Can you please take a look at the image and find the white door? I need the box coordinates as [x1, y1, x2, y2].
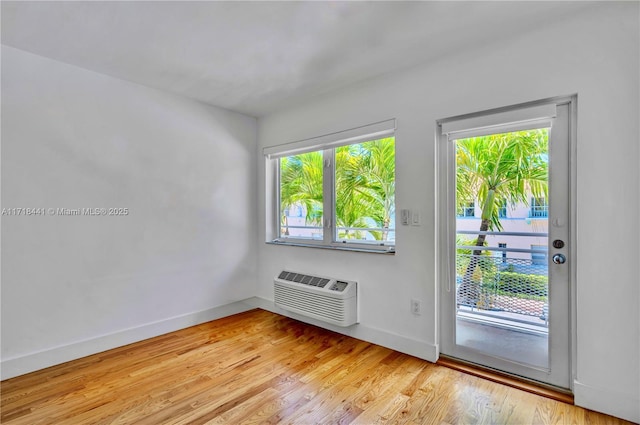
[437, 96, 575, 389]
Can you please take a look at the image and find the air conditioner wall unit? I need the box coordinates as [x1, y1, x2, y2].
[273, 270, 358, 327]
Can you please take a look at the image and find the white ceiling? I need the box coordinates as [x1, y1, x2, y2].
[2, 1, 589, 117]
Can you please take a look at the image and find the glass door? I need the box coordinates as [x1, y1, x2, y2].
[438, 97, 575, 389]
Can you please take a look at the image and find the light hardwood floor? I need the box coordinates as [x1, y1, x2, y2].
[1, 309, 634, 424]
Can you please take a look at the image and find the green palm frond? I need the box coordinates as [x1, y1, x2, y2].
[280, 151, 324, 226]
[456, 129, 548, 232]
[279, 137, 395, 241]
[336, 138, 395, 240]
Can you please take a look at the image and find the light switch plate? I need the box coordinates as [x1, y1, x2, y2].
[411, 211, 420, 226]
[401, 209, 410, 225]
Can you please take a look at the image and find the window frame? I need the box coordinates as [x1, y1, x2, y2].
[276, 150, 326, 243]
[268, 124, 396, 254]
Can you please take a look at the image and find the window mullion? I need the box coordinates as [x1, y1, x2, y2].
[275, 158, 282, 239]
[323, 148, 334, 245]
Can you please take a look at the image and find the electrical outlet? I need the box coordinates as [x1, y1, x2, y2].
[411, 298, 421, 315]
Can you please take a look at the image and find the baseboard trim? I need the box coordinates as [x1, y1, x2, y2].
[244, 296, 438, 363]
[436, 355, 574, 405]
[574, 380, 640, 423]
[1, 301, 256, 380]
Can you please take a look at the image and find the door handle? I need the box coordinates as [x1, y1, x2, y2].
[552, 254, 566, 264]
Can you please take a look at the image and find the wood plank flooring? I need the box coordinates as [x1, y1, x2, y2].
[1, 309, 634, 424]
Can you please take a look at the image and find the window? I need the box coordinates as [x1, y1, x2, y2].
[457, 201, 475, 217]
[279, 151, 324, 240]
[498, 242, 507, 263]
[530, 197, 548, 218]
[498, 200, 508, 218]
[265, 120, 396, 252]
[334, 140, 396, 243]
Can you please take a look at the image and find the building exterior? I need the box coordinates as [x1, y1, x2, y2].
[457, 198, 548, 263]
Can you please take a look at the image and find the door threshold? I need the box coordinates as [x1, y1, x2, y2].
[436, 355, 574, 405]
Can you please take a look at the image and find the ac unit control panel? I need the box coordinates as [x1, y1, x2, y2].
[330, 280, 348, 292]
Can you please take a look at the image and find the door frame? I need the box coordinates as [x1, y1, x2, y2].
[435, 95, 577, 390]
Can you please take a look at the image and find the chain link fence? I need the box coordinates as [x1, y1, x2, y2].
[456, 253, 548, 321]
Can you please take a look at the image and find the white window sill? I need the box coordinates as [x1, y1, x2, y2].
[266, 240, 395, 255]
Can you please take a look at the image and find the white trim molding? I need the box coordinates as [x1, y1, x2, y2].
[0, 301, 256, 380]
[263, 119, 396, 159]
[440, 102, 556, 141]
[574, 380, 640, 423]
[1, 298, 438, 380]
[244, 296, 438, 363]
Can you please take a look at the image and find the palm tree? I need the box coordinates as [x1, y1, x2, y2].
[278, 138, 395, 242]
[336, 138, 395, 241]
[456, 129, 548, 302]
[334, 146, 374, 240]
[279, 152, 323, 235]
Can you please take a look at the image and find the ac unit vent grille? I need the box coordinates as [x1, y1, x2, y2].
[274, 270, 357, 327]
[277, 271, 330, 288]
[274, 287, 346, 320]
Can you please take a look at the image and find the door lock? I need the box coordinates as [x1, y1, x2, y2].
[552, 254, 566, 264]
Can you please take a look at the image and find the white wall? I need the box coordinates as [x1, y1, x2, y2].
[1, 46, 258, 379]
[257, 3, 639, 422]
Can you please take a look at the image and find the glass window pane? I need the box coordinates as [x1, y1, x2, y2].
[334, 137, 395, 244]
[279, 151, 323, 240]
[454, 128, 550, 369]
